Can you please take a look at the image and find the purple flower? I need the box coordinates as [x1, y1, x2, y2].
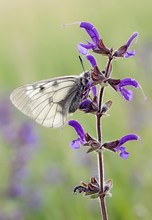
[79, 100, 92, 113]
[114, 32, 138, 58]
[18, 122, 38, 146]
[109, 78, 139, 101]
[78, 22, 100, 55]
[68, 120, 86, 149]
[115, 134, 139, 159]
[118, 78, 139, 100]
[124, 32, 138, 58]
[8, 181, 25, 198]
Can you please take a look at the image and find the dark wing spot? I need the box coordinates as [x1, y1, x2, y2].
[40, 85, 45, 91]
[52, 80, 58, 87]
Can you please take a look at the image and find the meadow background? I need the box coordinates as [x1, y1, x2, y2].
[0, 0, 152, 219]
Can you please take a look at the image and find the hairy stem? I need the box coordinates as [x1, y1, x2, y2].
[105, 55, 113, 78]
[96, 56, 113, 220]
[96, 87, 108, 220]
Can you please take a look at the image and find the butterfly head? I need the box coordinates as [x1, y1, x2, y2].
[80, 71, 91, 86]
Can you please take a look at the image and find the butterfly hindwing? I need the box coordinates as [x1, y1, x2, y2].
[10, 76, 81, 128]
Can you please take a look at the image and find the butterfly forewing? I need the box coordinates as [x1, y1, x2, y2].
[10, 76, 81, 128]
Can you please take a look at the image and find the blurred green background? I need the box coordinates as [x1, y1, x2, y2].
[0, 0, 152, 219]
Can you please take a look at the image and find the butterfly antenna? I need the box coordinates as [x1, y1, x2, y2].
[79, 56, 85, 72]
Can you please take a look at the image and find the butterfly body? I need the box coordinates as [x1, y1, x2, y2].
[10, 71, 90, 128]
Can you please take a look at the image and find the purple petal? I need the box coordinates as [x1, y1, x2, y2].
[85, 80, 92, 90]
[79, 42, 94, 49]
[92, 85, 97, 97]
[70, 138, 82, 149]
[78, 42, 95, 55]
[123, 32, 138, 58]
[119, 134, 139, 146]
[125, 32, 138, 48]
[118, 146, 130, 159]
[120, 88, 133, 101]
[114, 145, 129, 159]
[114, 145, 130, 159]
[80, 22, 100, 46]
[68, 120, 85, 142]
[114, 134, 138, 159]
[119, 78, 139, 101]
[120, 78, 139, 88]
[78, 44, 89, 55]
[79, 99, 92, 113]
[86, 54, 97, 67]
[19, 122, 38, 145]
[124, 50, 135, 58]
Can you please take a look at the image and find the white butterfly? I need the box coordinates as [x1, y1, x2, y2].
[10, 71, 90, 128]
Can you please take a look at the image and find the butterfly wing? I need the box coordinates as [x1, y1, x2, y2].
[10, 76, 81, 128]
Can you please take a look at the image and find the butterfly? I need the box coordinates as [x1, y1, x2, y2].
[10, 71, 91, 128]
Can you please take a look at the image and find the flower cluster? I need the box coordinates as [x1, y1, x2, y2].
[0, 96, 43, 218]
[78, 22, 138, 58]
[68, 22, 140, 161]
[68, 120, 138, 159]
[74, 177, 113, 199]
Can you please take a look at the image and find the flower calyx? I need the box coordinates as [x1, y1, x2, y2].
[73, 177, 113, 199]
[96, 39, 112, 56]
[102, 140, 119, 152]
[73, 177, 100, 199]
[91, 65, 106, 86]
[85, 133, 101, 153]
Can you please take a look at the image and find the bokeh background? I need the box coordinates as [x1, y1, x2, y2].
[0, 0, 152, 219]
